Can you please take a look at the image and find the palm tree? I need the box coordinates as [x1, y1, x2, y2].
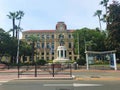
[7, 12, 19, 38]
[16, 10, 24, 38]
[7, 11, 24, 38]
[100, 0, 109, 28]
[27, 35, 40, 63]
[0, 28, 5, 33]
[94, 10, 102, 31]
[100, 0, 109, 14]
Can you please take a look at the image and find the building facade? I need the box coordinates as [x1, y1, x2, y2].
[22, 22, 78, 62]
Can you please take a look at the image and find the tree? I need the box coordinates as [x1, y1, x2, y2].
[7, 10, 24, 38]
[94, 10, 102, 30]
[19, 40, 32, 63]
[100, 0, 109, 28]
[0, 29, 12, 62]
[26, 35, 40, 62]
[15, 10, 24, 38]
[73, 28, 106, 59]
[7, 12, 18, 38]
[0, 28, 5, 33]
[105, 1, 120, 58]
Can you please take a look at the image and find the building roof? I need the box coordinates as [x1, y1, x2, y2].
[23, 30, 75, 33]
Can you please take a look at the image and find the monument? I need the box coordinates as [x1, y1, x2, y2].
[53, 34, 70, 63]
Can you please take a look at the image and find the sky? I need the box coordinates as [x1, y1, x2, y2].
[0, 0, 113, 33]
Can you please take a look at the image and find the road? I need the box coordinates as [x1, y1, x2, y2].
[0, 80, 120, 90]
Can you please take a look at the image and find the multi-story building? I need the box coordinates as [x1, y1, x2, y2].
[22, 22, 78, 62]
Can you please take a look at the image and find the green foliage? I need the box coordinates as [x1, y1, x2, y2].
[36, 59, 47, 65]
[26, 35, 40, 62]
[7, 10, 24, 38]
[19, 40, 32, 57]
[0, 31, 16, 62]
[47, 60, 53, 63]
[73, 28, 107, 58]
[105, 1, 120, 58]
[76, 58, 86, 65]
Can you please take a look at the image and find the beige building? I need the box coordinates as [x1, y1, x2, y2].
[22, 22, 78, 62]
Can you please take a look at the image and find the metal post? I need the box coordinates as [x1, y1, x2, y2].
[86, 52, 89, 70]
[52, 64, 54, 77]
[18, 62, 20, 78]
[70, 64, 72, 77]
[35, 63, 37, 77]
[77, 33, 80, 59]
[113, 53, 117, 70]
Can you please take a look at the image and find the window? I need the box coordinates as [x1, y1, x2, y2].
[42, 43, 44, 48]
[42, 52, 44, 55]
[74, 57, 77, 60]
[52, 42, 54, 49]
[47, 52, 49, 55]
[36, 57, 39, 60]
[59, 34, 64, 39]
[65, 50, 66, 57]
[47, 57, 49, 60]
[61, 50, 63, 57]
[69, 52, 72, 55]
[52, 57, 54, 60]
[37, 42, 40, 48]
[42, 34, 44, 39]
[23, 56, 27, 62]
[52, 52, 54, 55]
[69, 43, 72, 48]
[47, 43, 50, 48]
[30, 56, 32, 61]
[51, 34, 54, 39]
[68, 34, 71, 38]
[46, 35, 49, 39]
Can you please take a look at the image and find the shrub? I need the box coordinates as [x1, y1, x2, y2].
[76, 58, 86, 65]
[36, 59, 47, 65]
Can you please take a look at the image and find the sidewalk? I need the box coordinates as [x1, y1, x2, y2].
[0, 68, 120, 81]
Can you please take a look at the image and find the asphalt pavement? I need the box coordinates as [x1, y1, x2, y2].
[1, 80, 120, 90]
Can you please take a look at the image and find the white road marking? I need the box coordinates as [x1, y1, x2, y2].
[0, 81, 9, 83]
[73, 83, 102, 87]
[0, 80, 9, 86]
[44, 84, 72, 86]
[44, 83, 103, 87]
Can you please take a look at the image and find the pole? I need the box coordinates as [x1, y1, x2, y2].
[77, 33, 80, 59]
[17, 28, 20, 78]
[113, 53, 117, 70]
[35, 63, 37, 77]
[86, 52, 89, 70]
[52, 64, 54, 77]
[70, 63, 72, 77]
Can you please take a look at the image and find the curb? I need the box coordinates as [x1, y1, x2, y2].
[16, 76, 75, 80]
[75, 77, 120, 81]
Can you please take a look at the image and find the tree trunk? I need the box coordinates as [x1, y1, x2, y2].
[12, 18, 15, 38]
